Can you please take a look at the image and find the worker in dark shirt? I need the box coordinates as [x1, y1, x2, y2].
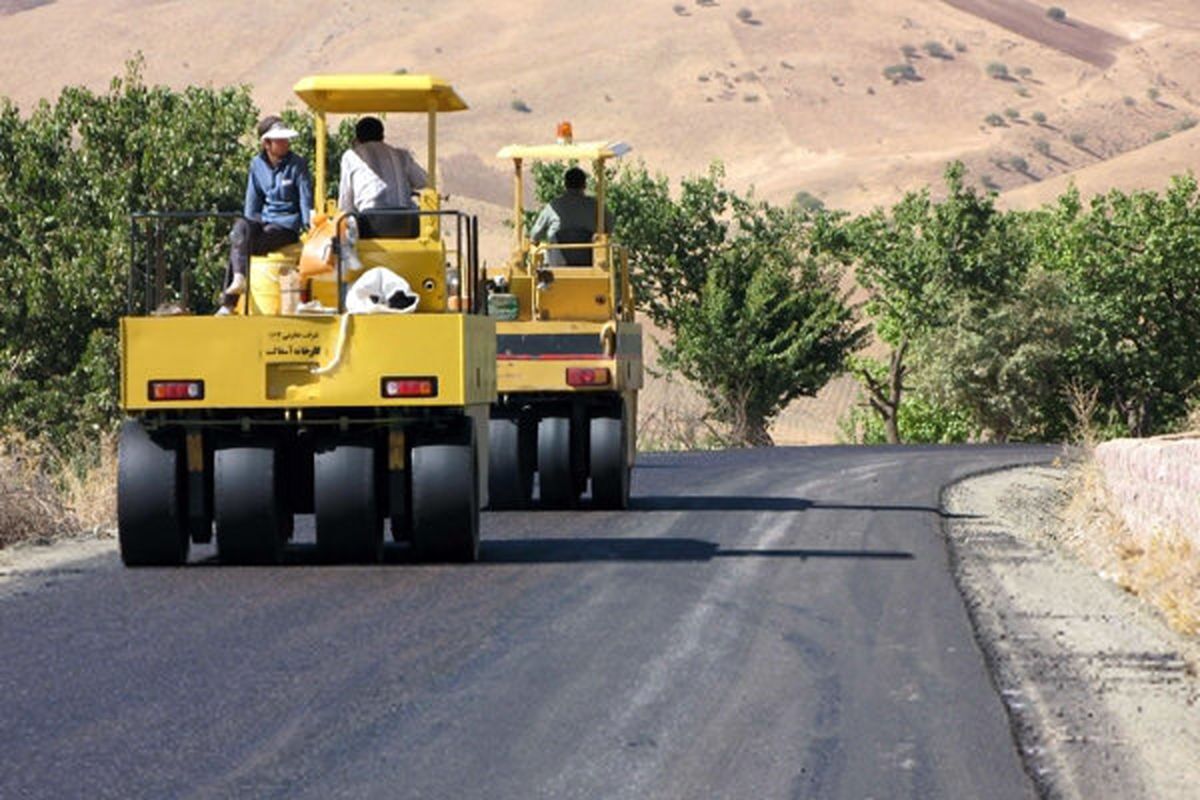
[218, 115, 313, 313]
[529, 167, 612, 266]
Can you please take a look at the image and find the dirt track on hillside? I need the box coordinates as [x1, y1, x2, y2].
[943, 0, 1128, 68]
[0, 0, 52, 15]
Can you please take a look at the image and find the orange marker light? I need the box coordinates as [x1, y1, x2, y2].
[381, 377, 438, 398]
[566, 367, 610, 387]
[557, 120, 573, 144]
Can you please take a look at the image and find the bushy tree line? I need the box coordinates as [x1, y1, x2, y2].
[537, 158, 1200, 445]
[0, 60, 255, 440]
[843, 164, 1200, 442]
[0, 61, 351, 443]
[3, 63, 1196, 449]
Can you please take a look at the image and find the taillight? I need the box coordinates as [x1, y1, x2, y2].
[566, 367, 610, 387]
[148, 380, 204, 401]
[382, 377, 438, 398]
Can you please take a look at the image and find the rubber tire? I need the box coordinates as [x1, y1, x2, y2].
[117, 421, 189, 567]
[590, 414, 630, 509]
[411, 442, 479, 562]
[537, 416, 577, 508]
[214, 447, 284, 565]
[488, 418, 533, 509]
[315, 444, 383, 564]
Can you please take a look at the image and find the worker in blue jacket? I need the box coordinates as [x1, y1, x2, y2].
[219, 115, 313, 313]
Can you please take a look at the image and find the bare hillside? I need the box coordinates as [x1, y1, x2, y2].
[3, 0, 1198, 211]
[3, 0, 1198, 442]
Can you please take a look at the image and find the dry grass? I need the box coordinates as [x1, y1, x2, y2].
[638, 388, 723, 452]
[0, 432, 116, 550]
[1061, 459, 1200, 636]
[58, 434, 118, 535]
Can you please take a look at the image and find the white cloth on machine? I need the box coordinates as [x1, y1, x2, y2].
[345, 267, 420, 314]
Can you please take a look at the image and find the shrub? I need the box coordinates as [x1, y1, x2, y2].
[736, 7, 754, 23]
[673, 3, 687, 14]
[986, 62, 1010, 80]
[1031, 110, 1048, 124]
[1123, 95, 1136, 107]
[1015, 87, 1031, 98]
[923, 41, 950, 59]
[882, 64, 918, 82]
[0, 436, 70, 547]
[981, 174, 1001, 191]
[510, 98, 531, 113]
[792, 190, 826, 212]
[1004, 107, 1020, 120]
[901, 44, 918, 59]
[1047, 7, 1067, 22]
[1174, 116, 1197, 132]
[1069, 131, 1087, 147]
[1008, 155, 1030, 173]
[838, 390, 974, 444]
[1153, 130, 1171, 141]
[985, 113, 1006, 127]
[1015, 66, 1033, 79]
[954, 40, 968, 53]
[1034, 138, 1052, 156]
[1148, 87, 1161, 101]
[0, 432, 116, 548]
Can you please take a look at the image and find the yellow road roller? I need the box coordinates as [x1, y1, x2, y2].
[485, 131, 642, 509]
[118, 74, 494, 566]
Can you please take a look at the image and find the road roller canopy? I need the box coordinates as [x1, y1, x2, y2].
[293, 74, 469, 114]
[496, 141, 632, 162]
[295, 73, 467, 204]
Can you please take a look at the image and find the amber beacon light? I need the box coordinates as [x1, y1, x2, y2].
[556, 120, 573, 144]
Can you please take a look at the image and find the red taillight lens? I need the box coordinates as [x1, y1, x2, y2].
[381, 377, 438, 398]
[148, 380, 204, 401]
[566, 367, 611, 387]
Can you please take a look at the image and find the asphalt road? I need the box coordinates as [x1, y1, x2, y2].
[0, 445, 1056, 799]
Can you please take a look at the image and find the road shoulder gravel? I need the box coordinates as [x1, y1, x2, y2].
[0, 534, 115, 599]
[944, 464, 1200, 799]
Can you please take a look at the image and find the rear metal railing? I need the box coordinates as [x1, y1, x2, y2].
[526, 241, 633, 322]
[127, 209, 482, 316]
[337, 209, 482, 315]
[128, 211, 243, 316]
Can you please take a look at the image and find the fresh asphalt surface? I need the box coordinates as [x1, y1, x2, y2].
[0, 445, 1056, 799]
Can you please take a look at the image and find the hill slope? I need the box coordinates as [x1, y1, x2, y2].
[3, 0, 1198, 442]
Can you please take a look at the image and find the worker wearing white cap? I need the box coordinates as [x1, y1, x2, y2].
[219, 115, 313, 313]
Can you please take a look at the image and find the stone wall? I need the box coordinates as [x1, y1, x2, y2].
[1095, 436, 1200, 546]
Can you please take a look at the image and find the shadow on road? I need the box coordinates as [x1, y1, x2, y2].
[479, 537, 914, 564]
[632, 495, 978, 518]
[182, 538, 914, 567]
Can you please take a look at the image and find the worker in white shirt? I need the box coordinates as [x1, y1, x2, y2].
[338, 116, 428, 237]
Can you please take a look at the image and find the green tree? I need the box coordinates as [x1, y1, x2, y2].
[659, 199, 864, 444]
[916, 267, 1076, 441]
[1030, 179, 1200, 434]
[846, 162, 1026, 442]
[0, 59, 258, 439]
[607, 162, 732, 328]
[534, 161, 862, 445]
